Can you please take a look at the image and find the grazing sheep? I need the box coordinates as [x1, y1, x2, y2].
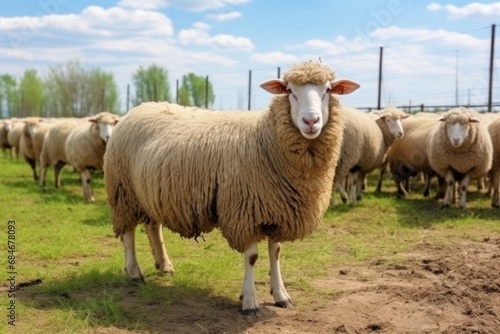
[386, 115, 439, 197]
[7, 121, 23, 160]
[65, 112, 120, 202]
[19, 117, 45, 181]
[103, 61, 359, 314]
[487, 116, 500, 208]
[39, 119, 84, 188]
[32, 120, 60, 169]
[0, 120, 13, 159]
[331, 107, 409, 206]
[427, 107, 493, 209]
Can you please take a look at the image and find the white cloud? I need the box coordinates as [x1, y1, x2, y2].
[251, 52, 300, 65]
[178, 23, 253, 51]
[426, 2, 500, 18]
[162, 0, 249, 12]
[118, 0, 167, 10]
[208, 11, 242, 21]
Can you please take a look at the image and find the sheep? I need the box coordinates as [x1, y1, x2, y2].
[39, 118, 84, 188]
[385, 115, 439, 197]
[7, 120, 23, 160]
[19, 117, 43, 181]
[103, 61, 359, 314]
[0, 120, 13, 159]
[487, 116, 500, 208]
[65, 112, 120, 202]
[427, 107, 493, 209]
[331, 107, 409, 206]
[32, 120, 60, 169]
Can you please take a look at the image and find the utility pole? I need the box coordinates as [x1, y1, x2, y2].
[277, 66, 281, 79]
[488, 24, 496, 112]
[205, 75, 209, 108]
[377, 46, 383, 110]
[248, 70, 252, 111]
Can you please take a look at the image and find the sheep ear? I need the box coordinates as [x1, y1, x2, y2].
[469, 116, 480, 123]
[437, 116, 446, 122]
[402, 113, 410, 119]
[329, 79, 360, 95]
[260, 79, 288, 94]
[88, 117, 97, 123]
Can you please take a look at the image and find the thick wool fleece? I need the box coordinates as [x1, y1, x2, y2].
[105, 64, 345, 253]
[66, 112, 119, 172]
[427, 108, 492, 180]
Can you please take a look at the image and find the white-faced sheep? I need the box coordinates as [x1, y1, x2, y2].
[427, 107, 493, 209]
[39, 119, 84, 188]
[103, 61, 359, 314]
[331, 107, 409, 206]
[65, 112, 119, 202]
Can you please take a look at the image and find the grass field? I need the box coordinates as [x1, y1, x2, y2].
[1, 154, 499, 333]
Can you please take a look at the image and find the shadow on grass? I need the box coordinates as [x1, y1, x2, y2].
[17, 267, 278, 333]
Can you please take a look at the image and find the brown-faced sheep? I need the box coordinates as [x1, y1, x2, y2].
[65, 112, 119, 202]
[103, 61, 359, 314]
[427, 107, 493, 209]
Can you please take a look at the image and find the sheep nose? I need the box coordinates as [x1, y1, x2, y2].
[303, 116, 319, 126]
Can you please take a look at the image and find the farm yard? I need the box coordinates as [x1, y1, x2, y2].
[1, 150, 499, 334]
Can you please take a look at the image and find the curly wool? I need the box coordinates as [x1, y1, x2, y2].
[105, 63, 344, 253]
[427, 107, 492, 180]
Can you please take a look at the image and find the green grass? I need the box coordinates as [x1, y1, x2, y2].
[1, 155, 499, 333]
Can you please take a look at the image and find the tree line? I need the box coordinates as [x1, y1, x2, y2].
[0, 60, 215, 118]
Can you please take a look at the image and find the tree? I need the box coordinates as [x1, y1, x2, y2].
[178, 73, 215, 108]
[132, 64, 171, 105]
[0, 74, 20, 117]
[19, 69, 44, 117]
[44, 60, 120, 117]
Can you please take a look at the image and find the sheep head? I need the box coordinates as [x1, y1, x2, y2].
[89, 112, 120, 144]
[260, 62, 359, 140]
[438, 108, 480, 148]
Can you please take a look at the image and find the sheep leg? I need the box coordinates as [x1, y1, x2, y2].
[491, 169, 500, 208]
[458, 174, 470, 209]
[376, 165, 386, 193]
[240, 243, 259, 315]
[121, 227, 144, 282]
[268, 240, 293, 308]
[81, 169, 95, 202]
[145, 221, 174, 275]
[442, 171, 455, 208]
[26, 157, 38, 181]
[348, 173, 358, 205]
[39, 163, 48, 187]
[423, 174, 431, 197]
[54, 161, 65, 188]
[337, 178, 348, 204]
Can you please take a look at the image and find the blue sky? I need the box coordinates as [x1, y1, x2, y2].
[1, 0, 499, 112]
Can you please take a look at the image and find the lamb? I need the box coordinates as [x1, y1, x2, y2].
[39, 118, 84, 188]
[65, 112, 120, 202]
[427, 107, 493, 209]
[331, 107, 409, 206]
[19, 117, 45, 181]
[385, 115, 439, 197]
[103, 61, 359, 314]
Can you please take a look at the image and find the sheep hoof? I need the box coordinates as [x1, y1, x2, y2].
[275, 299, 294, 309]
[241, 308, 260, 316]
[155, 263, 175, 276]
[87, 197, 95, 203]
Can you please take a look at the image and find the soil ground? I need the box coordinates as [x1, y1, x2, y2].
[60, 237, 500, 334]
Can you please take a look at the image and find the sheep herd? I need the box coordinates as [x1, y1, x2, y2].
[1, 61, 499, 314]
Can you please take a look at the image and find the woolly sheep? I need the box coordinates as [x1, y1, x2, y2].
[39, 119, 84, 188]
[487, 116, 500, 207]
[7, 121, 23, 160]
[385, 115, 439, 197]
[331, 106, 409, 206]
[1, 120, 13, 159]
[65, 112, 120, 202]
[32, 120, 61, 169]
[19, 117, 43, 181]
[427, 107, 493, 209]
[103, 61, 359, 314]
